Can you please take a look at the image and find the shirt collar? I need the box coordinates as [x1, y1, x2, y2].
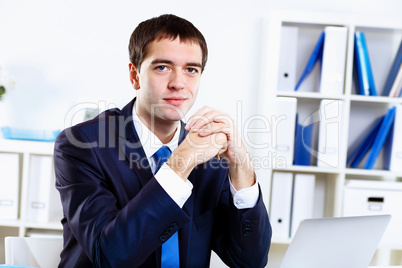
[132, 102, 181, 160]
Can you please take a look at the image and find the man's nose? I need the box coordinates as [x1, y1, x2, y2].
[168, 72, 185, 90]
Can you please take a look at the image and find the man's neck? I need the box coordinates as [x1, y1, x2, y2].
[134, 109, 178, 145]
[148, 117, 178, 144]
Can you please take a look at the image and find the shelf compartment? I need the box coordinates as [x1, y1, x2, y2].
[347, 101, 394, 170]
[351, 26, 402, 97]
[277, 22, 348, 95]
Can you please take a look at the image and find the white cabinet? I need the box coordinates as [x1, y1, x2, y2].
[0, 139, 62, 263]
[255, 10, 402, 267]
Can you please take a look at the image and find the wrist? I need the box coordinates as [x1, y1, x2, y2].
[228, 153, 255, 190]
[166, 148, 196, 180]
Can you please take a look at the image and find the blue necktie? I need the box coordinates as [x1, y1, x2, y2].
[153, 146, 171, 173]
[152, 146, 180, 268]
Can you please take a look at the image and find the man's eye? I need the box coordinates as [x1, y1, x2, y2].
[157, 65, 167, 71]
[187, 68, 198, 74]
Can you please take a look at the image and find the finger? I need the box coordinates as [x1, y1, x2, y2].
[190, 110, 231, 131]
[198, 122, 231, 137]
[186, 108, 217, 130]
[210, 132, 228, 151]
[185, 106, 214, 130]
[218, 140, 228, 155]
[186, 113, 212, 132]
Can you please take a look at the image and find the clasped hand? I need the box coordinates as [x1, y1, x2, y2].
[166, 106, 255, 190]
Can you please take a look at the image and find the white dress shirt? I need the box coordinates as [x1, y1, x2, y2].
[132, 103, 259, 209]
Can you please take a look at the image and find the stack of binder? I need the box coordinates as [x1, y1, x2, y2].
[294, 31, 324, 92]
[347, 106, 397, 169]
[382, 39, 402, 97]
[354, 31, 377, 96]
[355, 33, 402, 97]
[293, 114, 314, 166]
[385, 105, 402, 171]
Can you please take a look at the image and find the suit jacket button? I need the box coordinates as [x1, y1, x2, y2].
[160, 234, 168, 242]
[167, 223, 178, 233]
[242, 220, 251, 228]
[243, 227, 251, 237]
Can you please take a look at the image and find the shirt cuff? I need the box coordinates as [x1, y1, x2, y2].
[155, 163, 193, 208]
[230, 179, 259, 209]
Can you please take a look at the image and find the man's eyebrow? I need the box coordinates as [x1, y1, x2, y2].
[186, 62, 202, 68]
[151, 59, 173, 65]
[151, 59, 202, 68]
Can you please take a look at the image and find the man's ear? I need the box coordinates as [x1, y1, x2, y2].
[129, 62, 140, 90]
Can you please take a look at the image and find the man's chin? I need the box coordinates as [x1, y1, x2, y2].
[163, 114, 185, 123]
[162, 107, 188, 121]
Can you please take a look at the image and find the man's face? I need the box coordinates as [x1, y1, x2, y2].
[130, 37, 203, 127]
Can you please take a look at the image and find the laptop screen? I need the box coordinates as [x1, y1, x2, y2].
[280, 215, 391, 268]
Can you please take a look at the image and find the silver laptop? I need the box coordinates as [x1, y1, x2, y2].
[280, 215, 391, 268]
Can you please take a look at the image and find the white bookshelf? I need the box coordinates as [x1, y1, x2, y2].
[0, 139, 62, 263]
[255, 10, 402, 267]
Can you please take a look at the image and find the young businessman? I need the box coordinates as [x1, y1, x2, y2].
[54, 14, 271, 267]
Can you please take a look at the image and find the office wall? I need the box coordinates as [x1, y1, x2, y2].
[0, 0, 401, 267]
[1, 0, 401, 133]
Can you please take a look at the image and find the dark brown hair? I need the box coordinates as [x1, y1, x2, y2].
[128, 14, 208, 72]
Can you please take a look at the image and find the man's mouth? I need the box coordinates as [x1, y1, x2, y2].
[163, 98, 186, 106]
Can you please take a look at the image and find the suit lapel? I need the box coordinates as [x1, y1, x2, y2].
[178, 120, 188, 144]
[118, 98, 154, 187]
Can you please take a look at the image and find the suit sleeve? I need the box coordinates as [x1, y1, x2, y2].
[54, 128, 190, 267]
[212, 179, 272, 268]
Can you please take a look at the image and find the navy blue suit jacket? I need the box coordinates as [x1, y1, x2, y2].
[54, 98, 272, 267]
